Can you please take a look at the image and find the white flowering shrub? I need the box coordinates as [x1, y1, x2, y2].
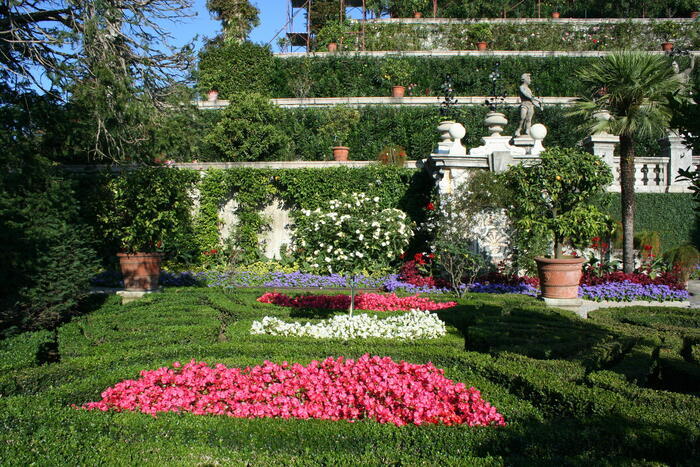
[294, 192, 413, 274]
[250, 310, 446, 340]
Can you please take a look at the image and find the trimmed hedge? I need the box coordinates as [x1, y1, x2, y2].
[0, 289, 698, 464]
[600, 193, 698, 251]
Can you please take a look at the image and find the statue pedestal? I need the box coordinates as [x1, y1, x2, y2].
[583, 133, 620, 182]
[659, 132, 693, 186]
[469, 136, 526, 158]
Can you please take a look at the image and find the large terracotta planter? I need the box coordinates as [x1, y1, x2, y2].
[476, 41, 488, 51]
[332, 146, 349, 161]
[413, 12, 423, 18]
[206, 90, 218, 102]
[327, 42, 338, 52]
[691, 11, 699, 18]
[391, 85, 406, 97]
[535, 256, 585, 299]
[551, 12, 560, 18]
[118, 253, 162, 291]
[662, 42, 674, 52]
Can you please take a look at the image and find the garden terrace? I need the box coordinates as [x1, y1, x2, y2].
[320, 19, 700, 52]
[0, 289, 698, 464]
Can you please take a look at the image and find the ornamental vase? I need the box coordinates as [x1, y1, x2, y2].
[332, 146, 350, 161]
[535, 256, 585, 299]
[118, 253, 162, 291]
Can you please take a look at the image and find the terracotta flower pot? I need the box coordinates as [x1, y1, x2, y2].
[691, 11, 699, 18]
[206, 90, 219, 102]
[391, 85, 406, 97]
[332, 146, 350, 161]
[413, 12, 423, 18]
[535, 256, 585, 299]
[476, 41, 488, 51]
[551, 12, 560, 18]
[118, 253, 162, 291]
[662, 42, 674, 52]
[327, 42, 338, 52]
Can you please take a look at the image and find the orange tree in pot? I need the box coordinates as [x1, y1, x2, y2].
[100, 167, 198, 291]
[503, 147, 614, 299]
[318, 105, 361, 161]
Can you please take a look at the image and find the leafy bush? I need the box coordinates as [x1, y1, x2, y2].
[196, 40, 274, 99]
[98, 167, 199, 256]
[205, 93, 293, 161]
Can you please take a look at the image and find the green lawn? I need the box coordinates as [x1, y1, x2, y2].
[0, 289, 698, 465]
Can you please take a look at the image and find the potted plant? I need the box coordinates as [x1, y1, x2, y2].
[315, 20, 350, 52]
[380, 56, 415, 97]
[318, 106, 361, 161]
[206, 89, 219, 102]
[503, 147, 614, 300]
[469, 23, 493, 51]
[653, 20, 680, 51]
[390, 0, 428, 18]
[100, 167, 198, 291]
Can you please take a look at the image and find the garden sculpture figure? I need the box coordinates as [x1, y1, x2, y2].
[671, 55, 695, 85]
[515, 73, 542, 136]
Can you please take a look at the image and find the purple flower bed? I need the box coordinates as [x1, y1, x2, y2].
[579, 281, 690, 302]
[469, 282, 539, 297]
[90, 269, 690, 303]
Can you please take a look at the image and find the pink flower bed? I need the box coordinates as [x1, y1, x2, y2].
[78, 355, 506, 427]
[257, 292, 456, 312]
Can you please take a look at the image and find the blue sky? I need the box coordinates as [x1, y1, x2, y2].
[172, 0, 292, 52]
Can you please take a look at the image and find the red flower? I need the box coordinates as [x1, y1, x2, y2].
[643, 245, 653, 251]
[591, 236, 601, 242]
[399, 252, 406, 259]
[426, 202, 435, 211]
[428, 253, 435, 259]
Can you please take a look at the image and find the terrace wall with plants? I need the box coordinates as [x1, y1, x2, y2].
[73, 166, 696, 272]
[332, 20, 700, 52]
[200, 51, 694, 99]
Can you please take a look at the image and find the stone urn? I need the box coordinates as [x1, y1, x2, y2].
[118, 253, 162, 291]
[484, 111, 508, 136]
[332, 146, 349, 161]
[535, 256, 585, 299]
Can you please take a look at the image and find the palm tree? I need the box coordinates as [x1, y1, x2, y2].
[571, 52, 683, 273]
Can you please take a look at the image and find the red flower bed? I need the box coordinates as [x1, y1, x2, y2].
[398, 257, 450, 288]
[257, 292, 456, 311]
[580, 269, 685, 290]
[78, 355, 506, 427]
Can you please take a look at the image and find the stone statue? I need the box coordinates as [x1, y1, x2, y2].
[672, 55, 695, 85]
[515, 73, 542, 137]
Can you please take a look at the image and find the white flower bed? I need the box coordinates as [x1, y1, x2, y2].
[250, 310, 446, 340]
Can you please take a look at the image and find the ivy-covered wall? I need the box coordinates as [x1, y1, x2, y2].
[600, 193, 698, 251]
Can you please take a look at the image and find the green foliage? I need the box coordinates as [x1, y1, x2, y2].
[356, 20, 700, 52]
[504, 147, 614, 258]
[0, 155, 98, 334]
[664, 244, 700, 281]
[317, 106, 361, 149]
[293, 192, 413, 275]
[598, 193, 698, 251]
[205, 93, 292, 161]
[315, 20, 352, 48]
[98, 167, 199, 255]
[388, 0, 430, 17]
[379, 56, 415, 87]
[206, 0, 260, 42]
[0, 289, 698, 464]
[196, 41, 274, 99]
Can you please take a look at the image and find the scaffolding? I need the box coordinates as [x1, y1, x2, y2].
[285, 1, 370, 52]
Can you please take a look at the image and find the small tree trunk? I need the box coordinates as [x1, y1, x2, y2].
[619, 134, 636, 274]
[349, 278, 355, 317]
[554, 236, 563, 259]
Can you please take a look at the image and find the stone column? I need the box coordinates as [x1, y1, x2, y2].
[659, 131, 693, 186]
[583, 133, 619, 183]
